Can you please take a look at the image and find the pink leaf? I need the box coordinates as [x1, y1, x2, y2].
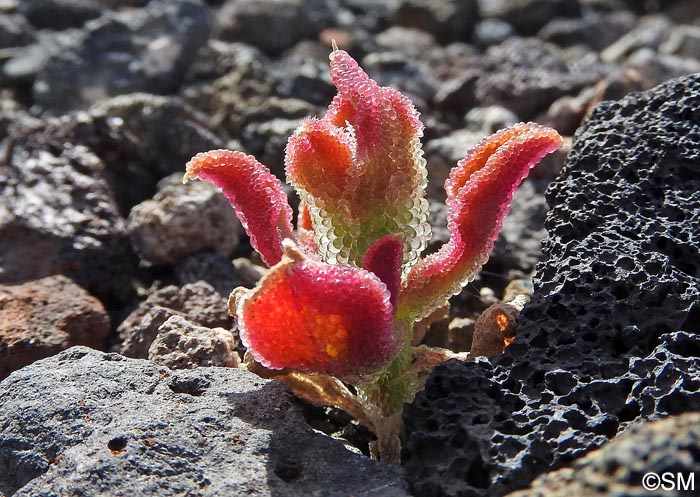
[285, 48, 430, 270]
[362, 234, 404, 311]
[399, 123, 563, 320]
[235, 244, 399, 382]
[184, 149, 295, 267]
[286, 118, 355, 210]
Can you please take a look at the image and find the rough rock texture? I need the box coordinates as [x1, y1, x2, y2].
[392, 0, 478, 44]
[174, 252, 245, 297]
[0, 275, 109, 379]
[115, 282, 233, 358]
[0, 94, 222, 302]
[537, 11, 636, 51]
[403, 75, 700, 496]
[32, 0, 210, 114]
[127, 174, 241, 266]
[478, 0, 582, 36]
[148, 315, 240, 370]
[505, 413, 700, 497]
[92, 93, 224, 173]
[181, 41, 273, 137]
[0, 347, 408, 496]
[17, 0, 103, 30]
[490, 180, 550, 276]
[0, 118, 134, 302]
[216, 0, 336, 54]
[475, 37, 606, 119]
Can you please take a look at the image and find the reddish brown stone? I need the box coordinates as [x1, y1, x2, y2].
[0, 275, 109, 379]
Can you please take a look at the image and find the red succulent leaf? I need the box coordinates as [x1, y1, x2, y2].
[286, 118, 355, 209]
[184, 150, 295, 267]
[362, 234, 404, 311]
[285, 48, 430, 270]
[236, 243, 399, 382]
[297, 200, 317, 252]
[399, 123, 563, 320]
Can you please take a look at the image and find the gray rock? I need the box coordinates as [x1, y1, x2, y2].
[148, 314, 240, 369]
[174, 252, 245, 297]
[18, 0, 102, 30]
[537, 10, 636, 51]
[478, 0, 581, 35]
[392, 0, 478, 43]
[424, 128, 484, 201]
[362, 51, 438, 110]
[2, 29, 81, 85]
[0, 347, 408, 496]
[464, 105, 518, 133]
[600, 14, 672, 63]
[660, 25, 700, 59]
[127, 173, 241, 266]
[666, 0, 700, 22]
[235, 98, 319, 178]
[433, 69, 480, 111]
[116, 281, 233, 358]
[425, 179, 549, 278]
[403, 74, 700, 496]
[241, 117, 302, 180]
[270, 55, 336, 106]
[475, 37, 606, 119]
[32, 0, 210, 114]
[0, 13, 36, 49]
[183, 40, 269, 86]
[425, 201, 449, 255]
[0, 93, 223, 302]
[0, 116, 133, 302]
[471, 18, 515, 48]
[181, 42, 275, 140]
[215, 0, 337, 54]
[375, 26, 437, 59]
[0, 88, 40, 142]
[334, 0, 398, 34]
[539, 87, 597, 137]
[0, 275, 109, 379]
[506, 413, 700, 497]
[624, 48, 700, 87]
[490, 180, 550, 276]
[90, 93, 225, 201]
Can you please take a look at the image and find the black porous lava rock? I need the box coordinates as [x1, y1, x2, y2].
[505, 413, 700, 497]
[0, 347, 408, 496]
[403, 74, 700, 497]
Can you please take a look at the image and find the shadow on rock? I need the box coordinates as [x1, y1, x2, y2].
[0, 346, 407, 497]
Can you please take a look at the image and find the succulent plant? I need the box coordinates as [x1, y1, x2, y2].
[184, 47, 562, 460]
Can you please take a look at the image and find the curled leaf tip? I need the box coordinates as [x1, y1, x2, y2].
[400, 122, 562, 321]
[184, 149, 295, 267]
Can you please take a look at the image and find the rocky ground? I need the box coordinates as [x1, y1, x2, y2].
[1, 0, 699, 496]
